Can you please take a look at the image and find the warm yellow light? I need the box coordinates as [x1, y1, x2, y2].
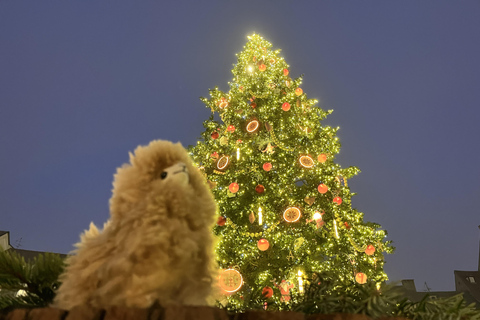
[313, 211, 322, 221]
[248, 65, 253, 73]
[258, 207, 263, 225]
[297, 270, 304, 293]
[237, 148, 240, 160]
[333, 219, 339, 239]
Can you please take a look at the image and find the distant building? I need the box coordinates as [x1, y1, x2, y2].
[0, 230, 67, 260]
[399, 226, 480, 307]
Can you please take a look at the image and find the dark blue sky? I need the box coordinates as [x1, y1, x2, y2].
[1, 1, 479, 292]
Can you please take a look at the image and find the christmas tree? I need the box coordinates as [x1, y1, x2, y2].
[189, 34, 394, 311]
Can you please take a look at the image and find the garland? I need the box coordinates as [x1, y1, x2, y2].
[226, 218, 280, 237]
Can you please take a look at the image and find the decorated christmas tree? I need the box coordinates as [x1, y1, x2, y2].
[189, 34, 394, 311]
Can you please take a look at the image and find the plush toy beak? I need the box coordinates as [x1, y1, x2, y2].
[170, 162, 189, 185]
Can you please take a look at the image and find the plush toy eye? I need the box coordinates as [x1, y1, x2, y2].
[160, 171, 168, 179]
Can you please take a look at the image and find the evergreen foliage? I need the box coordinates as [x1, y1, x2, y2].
[0, 248, 65, 311]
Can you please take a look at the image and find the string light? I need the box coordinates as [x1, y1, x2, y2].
[258, 207, 263, 225]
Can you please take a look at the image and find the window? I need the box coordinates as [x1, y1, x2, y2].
[466, 276, 476, 284]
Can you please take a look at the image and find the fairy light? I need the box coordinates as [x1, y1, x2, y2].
[237, 148, 240, 160]
[258, 207, 263, 225]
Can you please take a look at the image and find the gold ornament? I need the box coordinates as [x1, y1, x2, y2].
[261, 143, 276, 154]
[304, 196, 316, 206]
[287, 251, 295, 261]
[249, 212, 255, 224]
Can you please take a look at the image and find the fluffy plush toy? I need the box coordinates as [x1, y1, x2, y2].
[53, 140, 217, 309]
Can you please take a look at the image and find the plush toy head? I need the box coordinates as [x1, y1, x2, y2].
[109, 140, 214, 226]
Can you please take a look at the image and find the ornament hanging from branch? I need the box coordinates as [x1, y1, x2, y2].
[255, 184, 265, 194]
[333, 196, 343, 205]
[246, 119, 260, 133]
[275, 280, 294, 302]
[283, 207, 301, 223]
[257, 239, 270, 251]
[249, 211, 255, 224]
[263, 162, 272, 171]
[216, 155, 230, 171]
[317, 183, 328, 194]
[355, 272, 367, 284]
[299, 155, 314, 168]
[304, 196, 316, 206]
[229, 182, 239, 193]
[318, 153, 327, 163]
[219, 269, 243, 293]
[217, 216, 226, 226]
[261, 143, 276, 154]
[365, 245, 376, 256]
[262, 286, 273, 299]
[218, 97, 229, 109]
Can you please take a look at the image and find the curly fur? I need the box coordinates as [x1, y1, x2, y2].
[53, 140, 217, 309]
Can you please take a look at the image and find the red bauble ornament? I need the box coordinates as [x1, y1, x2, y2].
[210, 152, 219, 159]
[211, 132, 219, 139]
[283, 69, 289, 76]
[229, 182, 239, 193]
[251, 102, 257, 108]
[333, 196, 342, 205]
[317, 183, 328, 194]
[282, 102, 291, 111]
[263, 162, 272, 171]
[217, 216, 226, 226]
[255, 185, 265, 194]
[257, 239, 270, 251]
[259, 64, 266, 72]
[227, 125, 235, 133]
[365, 244, 376, 256]
[262, 286, 274, 298]
[318, 153, 327, 163]
[295, 88, 303, 96]
[344, 222, 351, 230]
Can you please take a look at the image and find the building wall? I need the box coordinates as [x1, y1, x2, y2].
[0, 232, 12, 251]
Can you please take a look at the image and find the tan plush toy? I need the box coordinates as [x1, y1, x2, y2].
[54, 140, 217, 309]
